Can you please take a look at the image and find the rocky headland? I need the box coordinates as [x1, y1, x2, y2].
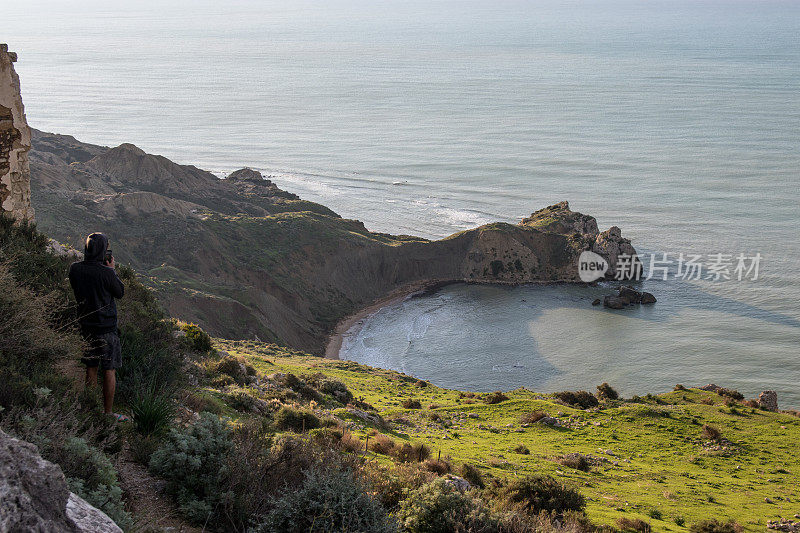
[28, 130, 639, 355]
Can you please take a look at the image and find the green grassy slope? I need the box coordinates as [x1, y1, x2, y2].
[209, 339, 800, 531]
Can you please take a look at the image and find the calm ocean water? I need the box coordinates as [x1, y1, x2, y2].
[7, 0, 800, 404]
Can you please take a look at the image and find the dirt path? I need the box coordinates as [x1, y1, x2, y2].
[116, 448, 203, 532]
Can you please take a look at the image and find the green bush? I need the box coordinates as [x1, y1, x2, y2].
[129, 385, 175, 436]
[308, 373, 353, 404]
[273, 405, 320, 432]
[149, 413, 233, 524]
[63, 437, 132, 529]
[255, 467, 396, 533]
[492, 475, 585, 516]
[182, 322, 214, 353]
[554, 390, 599, 409]
[397, 478, 498, 533]
[116, 326, 182, 404]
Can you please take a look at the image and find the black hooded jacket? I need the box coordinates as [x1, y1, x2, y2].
[68, 233, 125, 334]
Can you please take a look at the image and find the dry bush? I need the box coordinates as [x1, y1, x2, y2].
[484, 391, 509, 404]
[616, 517, 652, 532]
[459, 463, 484, 488]
[519, 410, 548, 424]
[596, 382, 619, 401]
[458, 392, 476, 399]
[701, 424, 722, 441]
[402, 398, 422, 409]
[369, 434, 396, 455]
[743, 399, 759, 408]
[428, 403, 440, 409]
[463, 399, 476, 404]
[514, 445, 530, 455]
[423, 458, 451, 475]
[554, 391, 598, 409]
[365, 462, 434, 510]
[699, 396, 714, 405]
[557, 453, 590, 472]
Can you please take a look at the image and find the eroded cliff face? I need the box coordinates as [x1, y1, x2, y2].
[29, 130, 638, 354]
[0, 44, 33, 221]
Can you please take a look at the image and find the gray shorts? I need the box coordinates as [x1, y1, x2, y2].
[81, 331, 122, 371]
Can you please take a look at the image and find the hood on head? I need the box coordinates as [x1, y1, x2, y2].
[84, 233, 108, 262]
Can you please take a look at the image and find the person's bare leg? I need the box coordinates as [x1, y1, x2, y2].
[102, 369, 116, 414]
[85, 366, 98, 389]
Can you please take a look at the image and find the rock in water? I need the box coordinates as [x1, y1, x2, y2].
[758, 390, 778, 412]
[603, 295, 627, 309]
[618, 285, 643, 304]
[591, 298, 601, 306]
[640, 292, 657, 304]
[0, 429, 121, 533]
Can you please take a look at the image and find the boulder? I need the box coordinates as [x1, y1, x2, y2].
[603, 296, 627, 310]
[758, 390, 778, 412]
[592, 226, 641, 280]
[0, 429, 121, 532]
[591, 298, 601, 306]
[442, 475, 472, 492]
[640, 292, 657, 304]
[66, 494, 122, 533]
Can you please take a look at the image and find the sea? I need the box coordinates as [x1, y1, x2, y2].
[6, 0, 800, 405]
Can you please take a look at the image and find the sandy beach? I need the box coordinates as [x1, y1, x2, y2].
[324, 279, 451, 359]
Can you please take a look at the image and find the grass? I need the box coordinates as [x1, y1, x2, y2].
[208, 338, 800, 532]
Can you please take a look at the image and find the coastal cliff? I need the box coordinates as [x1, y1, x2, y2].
[29, 130, 637, 354]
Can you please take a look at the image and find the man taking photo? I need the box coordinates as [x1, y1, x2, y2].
[68, 232, 127, 421]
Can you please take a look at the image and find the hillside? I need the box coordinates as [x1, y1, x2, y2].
[29, 129, 637, 354]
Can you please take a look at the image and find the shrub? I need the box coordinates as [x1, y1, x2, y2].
[181, 322, 214, 353]
[483, 391, 509, 404]
[116, 326, 181, 404]
[0, 263, 82, 400]
[149, 413, 233, 524]
[492, 475, 585, 515]
[699, 396, 714, 405]
[675, 516, 686, 527]
[273, 405, 320, 432]
[402, 398, 422, 409]
[366, 463, 435, 510]
[554, 391, 598, 409]
[129, 385, 175, 436]
[648, 509, 663, 520]
[308, 373, 353, 404]
[459, 463, 484, 489]
[370, 434, 397, 455]
[616, 517, 651, 532]
[395, 442, 430, 463]
[397, 478, 498, 533]
[557, 453, 589, 472]
[211, 354, 253, 385]
[423, 458, 452, 475]
[701, 424, 722, 441]
[61, 437, 132, 529]
[519, 410, 548, 424]
[514, 445, 530, 455]
[255, 467, 396, 533]
[689, 519, 743, 533]
[596, 382, 619, 400]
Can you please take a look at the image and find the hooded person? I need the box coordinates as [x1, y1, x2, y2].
[68, 232, 127, 420]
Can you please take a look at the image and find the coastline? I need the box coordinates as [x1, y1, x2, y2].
[324, 279, 453, 360]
